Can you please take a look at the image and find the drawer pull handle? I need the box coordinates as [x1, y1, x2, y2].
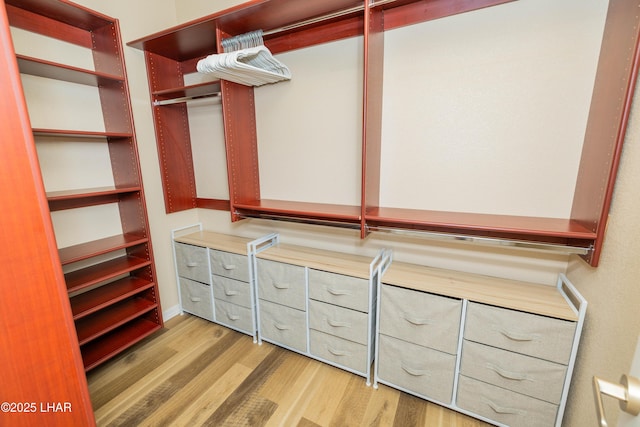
[186, 262, 199, 267]
[483, 398, 526, 416]
[227, 313, 240, 321]
[495, 326, 540, 342]
[273, 282, 290, 290]
[224, 289, 239, 296]
[327, 287, 351, 296]
[401, 364, 430, 377]
[190, 297, 202, 302]
[274, 323, 291, 331]
[223, 264, 236, 270]
[327, 346, 349, 357]
[327, 319, 350, 328]
[403, 314, 431, 326]
[487, 363, 531, 382]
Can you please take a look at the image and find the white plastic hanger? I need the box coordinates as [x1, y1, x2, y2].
[197, 30, 291, 86]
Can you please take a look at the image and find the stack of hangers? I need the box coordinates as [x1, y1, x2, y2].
[196, 30, 291, 87]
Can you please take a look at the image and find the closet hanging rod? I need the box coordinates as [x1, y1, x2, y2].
[236, 212, 362, 230]
[367, 226, 592, 256]
[153, 93, 220, 107]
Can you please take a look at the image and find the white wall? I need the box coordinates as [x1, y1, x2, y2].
[17, 0, 640, 426]
[563, 79, 640, 426]
[380, 0, 605, 217]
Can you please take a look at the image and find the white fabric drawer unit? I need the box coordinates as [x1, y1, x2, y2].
[374, 258, 586, 427]
[256, 240, 384, 385]
[460, 340, 567, 404]
[464, 302, 576, 365]
[174, 242, 210, 285]
[308, 299, 368, 345]
[377, 334, 457, 404]
[214, 299, 254, 335]
[308, 268, 370, 312]
[210, 249, 250, 283]
[179, 277, 214, 321]
[259, 299, 307, 353]
[379, 284, 462, 354]
[173, 227, 261, 341]
[212, 275, 252, 308]
[457, 375, 559, 427]
[257, 258, 306, 310]
[174, 240, 213, 322]
[309, 329, 369, 373]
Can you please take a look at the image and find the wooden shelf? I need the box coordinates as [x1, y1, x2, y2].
[5, 0, 114, 31]
[127, 0, 363, 60]
[64, 255, 151, 293]
[372, 0, 514, 31]
[17, 54, 124, 86]
[234, 199, 362, 224]
[58, 233, 149, 265]
[366, 207, 596, 243]
[80, 317, 161, 371]
[47, 186, 141, 211]
[70, 277, 155, 320]
[32, 128, 133, 140]
[75, 297, 157, 345]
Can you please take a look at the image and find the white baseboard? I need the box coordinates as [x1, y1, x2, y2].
[163, 304, 181, 321]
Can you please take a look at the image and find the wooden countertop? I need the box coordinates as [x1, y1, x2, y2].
[174, 231, 252, 255]
[256, 243, 375, 280]
[382, 261, 578, 321]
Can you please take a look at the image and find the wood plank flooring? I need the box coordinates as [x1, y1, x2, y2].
[87, 314, 491, 427]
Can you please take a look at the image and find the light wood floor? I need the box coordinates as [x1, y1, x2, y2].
[87, 314, 491, 427]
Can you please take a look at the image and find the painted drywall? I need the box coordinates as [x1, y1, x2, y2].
[380, 0, 606, 217]
[254, 37, 364, 206]
[563, 77, 640, 426]
[14, 0, 640, 426]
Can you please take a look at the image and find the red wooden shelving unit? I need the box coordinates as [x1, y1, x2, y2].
[129, 0, 640, 266]
[0, 0, 95, 421]
[6, 0, 163, 371]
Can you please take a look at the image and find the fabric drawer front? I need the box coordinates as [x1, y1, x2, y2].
[379, 284, 462, 354]
[210, 249, 249, 282]
[377, 334, 456, 404]
[257, 259, 306, 310]
[465, 302, 576, 365]
[309, 329, 368, 373]
[308, 299, 368, 345]
[457, 375, 558, 427]
[308, 269, 369, 312]
[259, 299, 307, 353]
[175, 243, 210, 284]
[460, 340, 567, 404]
[179, 277, 213, 321]
[212, 275, 252, 308]
[215, 299, 253, 334]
